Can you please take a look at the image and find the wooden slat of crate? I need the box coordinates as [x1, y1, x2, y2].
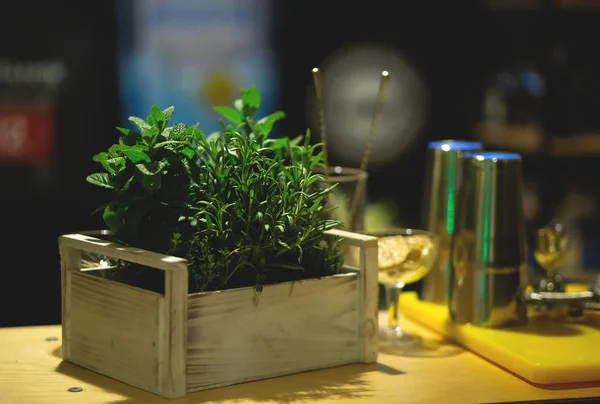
[186, 273, 360, 391]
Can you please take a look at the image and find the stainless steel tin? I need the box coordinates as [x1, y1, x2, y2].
[421, 140, 483, 305]
[449, 152, 528, 327]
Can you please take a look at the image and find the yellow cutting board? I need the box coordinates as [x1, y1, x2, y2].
[400, 291, 600, 385]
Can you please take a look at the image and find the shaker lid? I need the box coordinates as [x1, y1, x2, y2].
[465, 151, 522, 169]
[466, 152, 521, 161]
[428, 140, 482, 151]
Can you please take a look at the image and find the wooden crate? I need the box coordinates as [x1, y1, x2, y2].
[59, 228, 378, 398]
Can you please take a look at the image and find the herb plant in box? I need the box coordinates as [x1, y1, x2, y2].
[59, 87, 378, 398]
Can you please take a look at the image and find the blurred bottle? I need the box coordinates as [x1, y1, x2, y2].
[476, 64, 546, 227]
[544, 40, 600, 275]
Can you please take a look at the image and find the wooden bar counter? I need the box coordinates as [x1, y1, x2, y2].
[1, 316, 599, 404]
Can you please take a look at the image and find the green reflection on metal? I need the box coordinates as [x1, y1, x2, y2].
[478, 164, 492, 310]
[446, 153, 456, 236]
[481, 164, 491, 264]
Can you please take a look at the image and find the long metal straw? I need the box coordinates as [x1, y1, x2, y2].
[311, 67, 329, 168]
[348, 71, 391, 231]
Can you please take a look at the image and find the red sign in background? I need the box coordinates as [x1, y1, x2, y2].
[0, 105, 54, 165]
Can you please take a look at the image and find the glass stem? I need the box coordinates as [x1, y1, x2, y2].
[385, 284, 405, 328]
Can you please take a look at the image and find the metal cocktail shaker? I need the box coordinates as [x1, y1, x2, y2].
[421, 140, 483, 305]
[449, 152, 528, 327]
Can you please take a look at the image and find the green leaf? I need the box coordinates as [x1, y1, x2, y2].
[91, 201, 109, 215]
[109, 143, 146, 153]
[93, 152, 108, 162]
[126, 150, 150, 163]
[150, 105, 164, 122]
[184, 125, 204, 143]
[103, 157, 126, 174]
[241, 86, 261, 112]
[108, 144, 150, 163]
[141, 127, 159, 147]
[128, 116, 151, 132]
[289, 135, 303, 147]
[117, 127, 142, 146]
[86, 173, 113, 189]
[153, 140, 187, 151]
[135, 160, 168, 176]
[234, 99, 243, 111]
[116, 127, 130, 136]
[146, 105, 166, 131]
[219, 120, 234, 134]
[258, 111, 285, 127]
[278, 240, 292, 250]
[102, 204, 123, 234]
[121, 176, 135, 191]
[206, 131, 220, 143]
[180, 147, 196, 159]
[168, 123, 188, 140]
[213, 106, 243, 125]
[162, 106, 175, 121]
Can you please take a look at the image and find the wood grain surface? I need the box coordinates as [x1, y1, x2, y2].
[186, 273, 361, 392]
[2, 316, 600, 404]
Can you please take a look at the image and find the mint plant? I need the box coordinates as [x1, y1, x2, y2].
[87, 106, 201, 254]
[87, 86, 344, 293]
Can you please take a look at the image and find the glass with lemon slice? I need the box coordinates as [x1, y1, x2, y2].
[369, 228, 439, 345]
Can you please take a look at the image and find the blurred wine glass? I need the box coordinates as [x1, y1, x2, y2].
[367, 228, 439, 346]
[315, 166, 368, 233]
[533, 221, 571, 291]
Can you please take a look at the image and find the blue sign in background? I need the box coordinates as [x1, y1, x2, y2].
[117, 0, 278, 134]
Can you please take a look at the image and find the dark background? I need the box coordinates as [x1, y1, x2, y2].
[2, 0, 600, 326]
[0, 2, 119, 326]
